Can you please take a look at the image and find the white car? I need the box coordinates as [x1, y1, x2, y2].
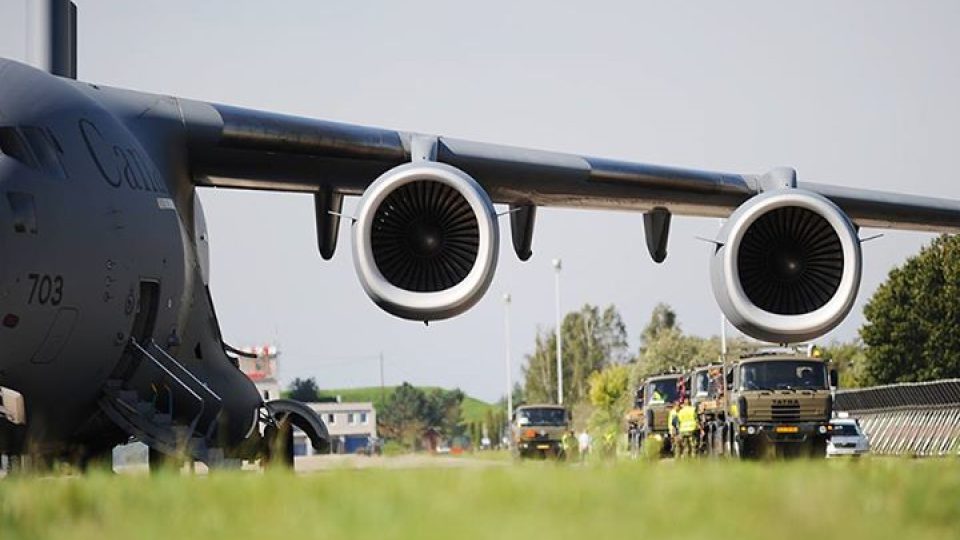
[827, 418, 870, 457]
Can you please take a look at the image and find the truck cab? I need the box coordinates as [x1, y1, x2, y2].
[690, 364, 724, 416]
[689, 364, 725, 454]
[511, 404, 570, 459]
[626, 373, 683, 455]
[724, 354, 836, 458]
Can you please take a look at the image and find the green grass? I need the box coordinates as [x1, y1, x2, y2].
[317, 385, 496, 424]
[2, 459, 959, 540]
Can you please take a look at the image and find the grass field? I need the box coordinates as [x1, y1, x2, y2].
[1, 458, 958, 540]
[317, 385, 496, 424]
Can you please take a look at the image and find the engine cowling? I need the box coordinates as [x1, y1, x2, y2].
[711, 189, 862, 343]
[352, 162, 499, 321]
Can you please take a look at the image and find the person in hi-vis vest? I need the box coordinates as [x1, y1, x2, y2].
[675, 397, 699, 458]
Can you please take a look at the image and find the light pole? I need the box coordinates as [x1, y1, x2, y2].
[503, 293, 513, 424]
[552, 258, 563, 405]
[720, 313, 728, 360]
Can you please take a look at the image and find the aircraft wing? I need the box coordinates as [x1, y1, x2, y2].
[180, 102, 960, 233]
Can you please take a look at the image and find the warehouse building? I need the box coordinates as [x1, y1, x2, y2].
[294, 400, 378, 455]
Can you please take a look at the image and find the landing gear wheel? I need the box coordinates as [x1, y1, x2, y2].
[79, 446, 115, 474]
[264, 415, 295, 469]
[149, 447, 185, 474]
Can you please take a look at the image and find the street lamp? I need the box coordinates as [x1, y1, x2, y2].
[503, 293, 513, 423]
[552, 258, 563, 405]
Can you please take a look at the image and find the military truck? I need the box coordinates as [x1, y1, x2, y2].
[511, 404, 570, 459]
[689, 364, 725, 454]
[627, 373, 684, 456]
[705, 350, 837, 458]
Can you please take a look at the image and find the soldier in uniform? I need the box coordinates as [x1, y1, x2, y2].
[676, 397, 699, 458]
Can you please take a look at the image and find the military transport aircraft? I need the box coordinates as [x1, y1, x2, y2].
[2, 1, 960, 470]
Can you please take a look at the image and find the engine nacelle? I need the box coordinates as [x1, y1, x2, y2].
[711, 189, 862, 343]
[352, 162, 499, 321]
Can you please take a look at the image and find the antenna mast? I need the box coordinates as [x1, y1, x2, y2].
[27, 0, 77, 79]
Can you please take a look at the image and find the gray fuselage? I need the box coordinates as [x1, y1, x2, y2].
[0, 58, 260, 457]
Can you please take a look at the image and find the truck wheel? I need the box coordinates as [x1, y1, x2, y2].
[734, 435, 754, 459]
[809, 437, 828, 459]
[711, 425, 722, 456]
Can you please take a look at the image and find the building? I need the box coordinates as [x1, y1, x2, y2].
[235, 344, 377, 456]
[237, 345, 281, 402]
[293, 401, 378, 455]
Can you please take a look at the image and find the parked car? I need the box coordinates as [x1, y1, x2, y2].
[827, 418, 870, 457]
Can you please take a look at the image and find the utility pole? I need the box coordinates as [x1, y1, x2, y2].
[379, 352, 385, 405]
[720, 313, 728, 360]
[503, 293, 513, 422]
[552, 258, 563, 405]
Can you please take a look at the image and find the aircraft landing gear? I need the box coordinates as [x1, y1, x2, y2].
[148, 446, 186, 474]
[263, 415, 295, 469]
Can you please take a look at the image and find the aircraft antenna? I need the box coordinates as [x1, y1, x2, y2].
[27, 0, 77, 79]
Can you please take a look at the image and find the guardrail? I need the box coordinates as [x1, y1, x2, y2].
[834, 379, 960, 456]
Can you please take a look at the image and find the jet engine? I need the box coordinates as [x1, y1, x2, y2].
[711, 189, 862, 343]
[352, 162, 499, 321]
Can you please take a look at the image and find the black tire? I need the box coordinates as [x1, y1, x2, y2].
[149, 446, 184, 474]
[808, 437, 828, 459]
[733, 434, 755, 459]
[79, 446, 115, 474]
[723, 424, 734, 457]
[264, 417, 295, 469]
[715, 423, 726, 456]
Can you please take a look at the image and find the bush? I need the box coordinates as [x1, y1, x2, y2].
[381, 440, 408, 457]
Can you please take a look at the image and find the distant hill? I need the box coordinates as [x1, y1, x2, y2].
[317, 386, 497, 424]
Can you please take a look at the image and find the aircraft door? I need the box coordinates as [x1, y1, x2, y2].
[131, 280, 160, 347]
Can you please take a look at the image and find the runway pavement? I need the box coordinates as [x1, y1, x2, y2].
[294, 453, 509, 472]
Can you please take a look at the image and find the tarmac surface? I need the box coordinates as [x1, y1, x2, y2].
[294, 453, 508, 471]
[104, 452, 509, 475]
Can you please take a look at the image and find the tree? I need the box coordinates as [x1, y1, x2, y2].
[588, 364, 631, 411]
[820, 340, 868, 388]
[287, 377, 319, 402]
[377, 382, 427, 448]
[378, 384, 467, 449]
[586, 364, 632, 456]
[860, 235, 960, 384]
[423, 387, 465, 436]
[634, 327, 701, 381]
[640, 303, 677, 349]
[510, 382, 525, 410]
[522, 304, 629, 405]
[483, 407, 504, 446]
[632, 303, 753, 383]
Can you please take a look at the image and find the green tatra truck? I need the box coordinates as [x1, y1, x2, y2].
[627, 372, 683, 456]
[511, 404, 570, 459]
[700, 350, 837, 458]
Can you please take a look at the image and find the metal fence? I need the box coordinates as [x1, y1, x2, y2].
[834, 379, 960, 457]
